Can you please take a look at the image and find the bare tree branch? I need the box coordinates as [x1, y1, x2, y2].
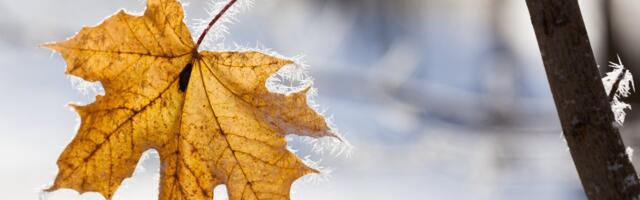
[525, 0, 640, 199]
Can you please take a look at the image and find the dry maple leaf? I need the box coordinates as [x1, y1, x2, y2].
[43, 0, 336, 199]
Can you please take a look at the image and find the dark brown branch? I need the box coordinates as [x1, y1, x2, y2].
[525, 0, 640, 199]
[195, 0, 238, 50]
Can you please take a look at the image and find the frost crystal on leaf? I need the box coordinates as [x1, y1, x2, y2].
[190, 0, 351, 185]
[602, 56, 635, 126]
[68, 76, 104, 100]
[45, 0, 346, 199]
[231, 42, 353, 157]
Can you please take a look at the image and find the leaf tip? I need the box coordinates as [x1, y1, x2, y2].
[40, 42, 60, 51]
[282, 59, 295, 66]
[305, 166, 321, 175]
[43, 185, 57, 193]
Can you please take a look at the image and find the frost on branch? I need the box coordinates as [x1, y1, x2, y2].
[602, 57, 635, 126]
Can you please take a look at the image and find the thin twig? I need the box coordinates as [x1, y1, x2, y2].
[608, 68, 629, 101]
[195, 0, 238, 50]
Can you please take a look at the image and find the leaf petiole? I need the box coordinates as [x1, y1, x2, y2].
[194, 0, 238, 50]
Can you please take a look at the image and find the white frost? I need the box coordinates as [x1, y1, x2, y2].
[624, 174, 639, 190]
[608, 162, 623, 171]
[602, 56, 635, 126]
[68, 75, 105, 101]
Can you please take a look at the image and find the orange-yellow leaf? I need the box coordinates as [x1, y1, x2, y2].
[44, 0, 334, 199]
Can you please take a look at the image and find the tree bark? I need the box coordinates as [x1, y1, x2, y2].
[525, 1, 640, 199]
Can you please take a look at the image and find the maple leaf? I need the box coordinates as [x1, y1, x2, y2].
[43, 0, 336, 199]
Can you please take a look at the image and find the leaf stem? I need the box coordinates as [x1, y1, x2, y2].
[195, 0, 238, 50]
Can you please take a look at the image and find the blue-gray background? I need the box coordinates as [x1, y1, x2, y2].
[1, 0, 640, 199]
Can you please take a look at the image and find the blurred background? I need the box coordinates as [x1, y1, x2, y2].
[1, 0, 640, 199]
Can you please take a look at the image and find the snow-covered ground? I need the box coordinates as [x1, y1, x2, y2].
[2, 0, 639, 199]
